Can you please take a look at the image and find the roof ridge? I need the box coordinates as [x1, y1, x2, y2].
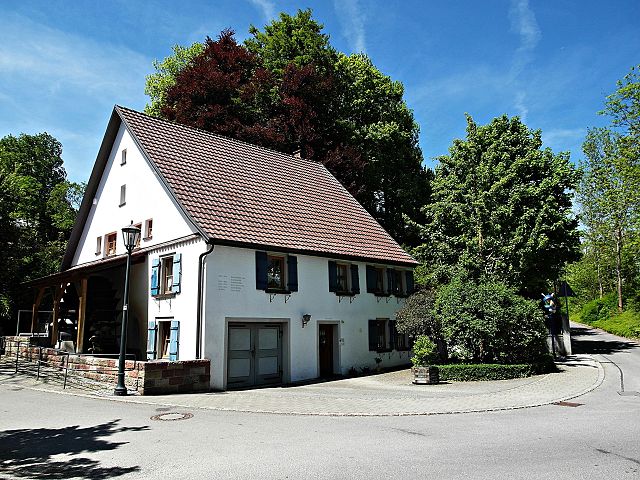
[115, 105, 322, 166]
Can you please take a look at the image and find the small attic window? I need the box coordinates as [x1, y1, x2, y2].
[121, 149, 127, 165]
[120, 184, 126, 207]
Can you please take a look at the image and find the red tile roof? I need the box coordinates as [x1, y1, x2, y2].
[117, 106, 416, 266]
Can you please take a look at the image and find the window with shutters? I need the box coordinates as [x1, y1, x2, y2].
[161, 257, 174, 294]
[147, 319, 179, 361]
[255, 251, 298, 293]
[368, 318, 391, 352]
[105, 232, 117, 256]
[367, 265, 415, 297]
[328, 261, 360, 296]
[151, 254, 182, 297]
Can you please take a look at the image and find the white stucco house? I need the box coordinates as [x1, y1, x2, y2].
[29, 106, 418, 390]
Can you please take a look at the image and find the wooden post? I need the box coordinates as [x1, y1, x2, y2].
[30, 288, 45, 334]
[76, 278, 88, 353]
[51, 283, 65, 347]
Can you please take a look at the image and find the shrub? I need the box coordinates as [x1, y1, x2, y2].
[435, 277, 548, 365]
[580, 293, 618, 324]
[411, 335, 439, 367]
[396, 289, 447, 360]
[436, 364, 534, 381]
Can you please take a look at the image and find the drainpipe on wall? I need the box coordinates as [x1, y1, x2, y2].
[196, 240, 215, 359]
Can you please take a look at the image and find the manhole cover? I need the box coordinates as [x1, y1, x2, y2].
[150, 412, 193, 421]
[553, 401, 583, 407]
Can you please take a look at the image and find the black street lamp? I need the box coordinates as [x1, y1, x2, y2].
[114, 221, 141, 396]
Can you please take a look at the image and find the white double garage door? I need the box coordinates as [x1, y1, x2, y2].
[227, 323, 283, 388]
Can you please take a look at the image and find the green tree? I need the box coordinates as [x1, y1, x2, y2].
[144, 42, 205, 117]
[0, 133, 82, 333]
[578, 128, 639, 312]
[414, 114, 580, 293]
[601, 64, 640, 139]
[144, 10, 430, 245]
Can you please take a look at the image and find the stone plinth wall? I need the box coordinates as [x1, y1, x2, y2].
[1, 336, 210, 395]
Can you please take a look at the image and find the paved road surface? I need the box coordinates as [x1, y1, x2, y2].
[0, 323, 638, 479]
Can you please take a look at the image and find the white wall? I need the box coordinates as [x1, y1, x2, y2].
[147, 237, 207, 361]
[202, 245, 412, 390]
[72, 124, 198, 267]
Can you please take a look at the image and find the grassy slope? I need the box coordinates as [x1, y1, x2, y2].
[573, 308, 640, 340]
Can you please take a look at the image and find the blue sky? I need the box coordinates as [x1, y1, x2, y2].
[1, 0, 638, 183]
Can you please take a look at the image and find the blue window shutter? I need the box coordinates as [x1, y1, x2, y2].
[389, 320, 397, 350]
[366, 266, 377, 293]
[287, 255, 298, 292]
[256, 251, 267, 290]
[328, 261, 338, 292]
[350, 264, 360, 294]
[406, 271, 415, 295]
[146, 320, 157, 360]
[387, 268, 395, 294]
[151, 259, 160, 296]
[368, 320, 377, 351]
[171, 253, 182, 294]
[169, 320, 179, 361]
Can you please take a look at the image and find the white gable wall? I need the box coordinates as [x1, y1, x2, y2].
[202, 245, 412, 390]
[72, 124, 198, 267]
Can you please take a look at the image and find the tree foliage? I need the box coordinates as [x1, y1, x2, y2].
[571, 65, 640, 314]
[413, 114, 580, 294]
[0, 133, 82, 333]
[435, 278, 548, 364]
[144, 10, 429, 245]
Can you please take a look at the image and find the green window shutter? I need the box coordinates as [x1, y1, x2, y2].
[366, 266, 377, 293]
[150, 259, 160, 296]
[255, 251, 267, 290]
[406, 270, 415, 295]
[389, 320, 397, 350]
[368, 320, 378, 351]
[287, 255, 298, 292]
[169, 320, 179, 361]
[350, 264, 360, 294]
[171, 253, 182, 294]
[146, 320, 157, 360]
[328, 261, 338, 292]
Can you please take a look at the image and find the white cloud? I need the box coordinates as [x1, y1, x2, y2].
[509, 0, 541, 77]
[0, 13, 150, 102]
[514, 91, 529, 123]
[249, 0, 276, 22]
[334, 0, 367, 53]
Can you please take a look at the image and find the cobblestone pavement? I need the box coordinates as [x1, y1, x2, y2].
[0, 354, 603, 416]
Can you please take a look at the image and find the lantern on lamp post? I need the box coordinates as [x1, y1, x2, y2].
[114, 221, 141, 396]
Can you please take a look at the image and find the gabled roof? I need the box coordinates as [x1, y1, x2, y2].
[63, 106, 416, 269]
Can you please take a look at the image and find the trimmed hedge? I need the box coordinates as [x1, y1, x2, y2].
[435, 357, 556, 382]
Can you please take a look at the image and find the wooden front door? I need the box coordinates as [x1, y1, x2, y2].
[319, 324, 334, 377]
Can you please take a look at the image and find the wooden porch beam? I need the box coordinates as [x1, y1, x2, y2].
[50, 283, 66, 347]
[76, 278, 88, 353]
[30, 287, 46, 334]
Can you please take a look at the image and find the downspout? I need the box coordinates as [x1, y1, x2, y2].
[196, 240, 215, 359]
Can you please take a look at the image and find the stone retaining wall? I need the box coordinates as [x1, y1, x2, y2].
[1, 336, 210, 395]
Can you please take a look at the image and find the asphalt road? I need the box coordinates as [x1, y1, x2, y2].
[1, 324, 638, 480]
